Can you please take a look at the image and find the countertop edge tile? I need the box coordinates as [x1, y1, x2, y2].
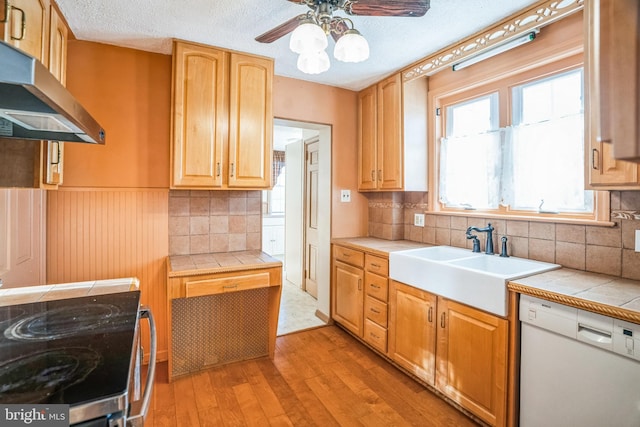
[509, 270, 640, 324]
[331, 237, 429, 257]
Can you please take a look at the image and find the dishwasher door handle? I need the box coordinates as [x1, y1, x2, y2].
[128, 306, 157, 427]
[578, 324, 612, 345]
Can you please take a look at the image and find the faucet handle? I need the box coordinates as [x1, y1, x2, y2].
[500, 236, 509, 257]
[470, 236, 481, 253]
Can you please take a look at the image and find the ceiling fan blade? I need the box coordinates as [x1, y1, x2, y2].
[344, 0, 430, 17]
[255, 14, 305, 43]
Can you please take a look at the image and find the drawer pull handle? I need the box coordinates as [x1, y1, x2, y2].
[428, 306, 433, 323]
[358, 278, 362, 291]
[371, 170, 375, 181]
[370, 308, 380, 314]
[370, 284, 380, 289]
[342, 253, 351, 258]
[370, 263, 381, 268]
[223, 284, 238, 290]
[370, 333, 379, 339]
[592, 148, 599, 170]
[216, 162, 221, 177]
[440, 312, 446, 328]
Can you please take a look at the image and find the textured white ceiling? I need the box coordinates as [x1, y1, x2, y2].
[55, 0, 540, 91]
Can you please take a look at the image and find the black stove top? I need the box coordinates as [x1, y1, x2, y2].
[0, 291, 140, 406]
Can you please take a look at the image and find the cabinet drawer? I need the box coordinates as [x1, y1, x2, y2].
[364, 319, 387, 353]
[185, 272, 270, 298]
[365, 254, 388, 276]
[365, 296, 388, 327]
[365, 272, 388, 302]
[334, 246, 364, 267]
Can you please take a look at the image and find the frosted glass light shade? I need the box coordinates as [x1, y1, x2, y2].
[334, 30, 369, 63]
[297, 50, 330, 74]
[289, 21, 327, 54]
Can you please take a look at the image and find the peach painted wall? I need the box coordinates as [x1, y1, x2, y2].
[63, 40, 171, 188]
[273, 76, 368, 238]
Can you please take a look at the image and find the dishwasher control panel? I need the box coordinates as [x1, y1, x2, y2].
[614, 319, 640, 361]
[520, 295, 640, 362]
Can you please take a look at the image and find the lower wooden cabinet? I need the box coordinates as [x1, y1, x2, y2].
[388, 279, 507, 427]
[436, 298, 508, 427]
[388, 281, 437, 384]
[331, 245, 509, 426]
[332, 259, 364, 337]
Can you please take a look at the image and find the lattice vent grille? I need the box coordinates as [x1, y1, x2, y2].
[171, 287, 269, 378]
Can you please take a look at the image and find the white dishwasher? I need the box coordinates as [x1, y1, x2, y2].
[519, 295, 640, 427]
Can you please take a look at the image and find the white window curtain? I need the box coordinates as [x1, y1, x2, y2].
[439, 129, 504, 209]
[508, 113, 591, 212]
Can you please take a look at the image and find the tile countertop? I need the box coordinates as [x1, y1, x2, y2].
[509, 269, 640, 324]
[0, 277, 140, 307]
[331, 237, 429, 257]
[168, 250, 283, 278]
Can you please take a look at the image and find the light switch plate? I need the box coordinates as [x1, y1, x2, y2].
[636, 230, 640, 252]
[340, 190, 351, 203]
[414, 213, 425, 227]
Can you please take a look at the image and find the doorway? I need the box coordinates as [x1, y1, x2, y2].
[266, 119, 331, 335]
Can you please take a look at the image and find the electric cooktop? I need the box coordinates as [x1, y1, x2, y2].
[0, 291, 141, 406]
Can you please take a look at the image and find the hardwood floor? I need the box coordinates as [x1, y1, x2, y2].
[146, 325, 479, 426]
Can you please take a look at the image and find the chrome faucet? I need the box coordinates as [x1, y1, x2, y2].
[466, 223, 495, 255]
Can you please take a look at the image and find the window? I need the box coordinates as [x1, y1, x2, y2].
[439, 67, 594, 218]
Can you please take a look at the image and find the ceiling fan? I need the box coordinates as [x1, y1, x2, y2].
[256, 0, 430, 74]
[256, 0, 430, 44]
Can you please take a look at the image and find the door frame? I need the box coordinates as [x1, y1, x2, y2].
[275, 118, 332, 320]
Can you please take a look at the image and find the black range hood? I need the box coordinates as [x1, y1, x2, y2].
[0, 40, 105, 144]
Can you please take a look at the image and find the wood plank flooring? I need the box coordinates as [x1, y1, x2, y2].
[146, 325, 479, 426]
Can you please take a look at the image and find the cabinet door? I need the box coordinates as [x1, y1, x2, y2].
[377, 74, 403, 190]
[436, 298, 507, 427]
[588, 140, 639, 187]
[1, 0, 48, 62]
[584, 0, 640, 186]
[42, 5, 67, 187]
[388, 280, 437, 385]
[228, 53, 273, 188]
[358, 85, 377, 190]
[332, 259, 364, 337]
[171, 42, 226, 188]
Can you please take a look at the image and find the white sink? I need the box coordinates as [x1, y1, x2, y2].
[389, 246, 560, 316]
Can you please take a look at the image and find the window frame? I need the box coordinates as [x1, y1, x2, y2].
[431, 54, 610, 224]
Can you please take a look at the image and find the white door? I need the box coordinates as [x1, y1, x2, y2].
[284, 140, 304, 287]
[304, 140, 319, 298]
[0, 189, 46, 287]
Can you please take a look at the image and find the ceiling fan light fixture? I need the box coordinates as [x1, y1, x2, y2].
[333, 29, 369, 63]
[289, 20, 327, 54]
[297, 49, 331, 74]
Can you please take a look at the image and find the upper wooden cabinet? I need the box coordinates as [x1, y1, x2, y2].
[0, 0, 67, 189]
[585, 0, 640, 188]
[1, 0, 49, 63]
[171, 40, 273, 190]
[357, 73, 427, 192]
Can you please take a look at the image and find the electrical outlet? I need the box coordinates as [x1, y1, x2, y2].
[636, 230, 640, 252]
[340, 190, 351, 203]
[414, 213, 425, 227]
